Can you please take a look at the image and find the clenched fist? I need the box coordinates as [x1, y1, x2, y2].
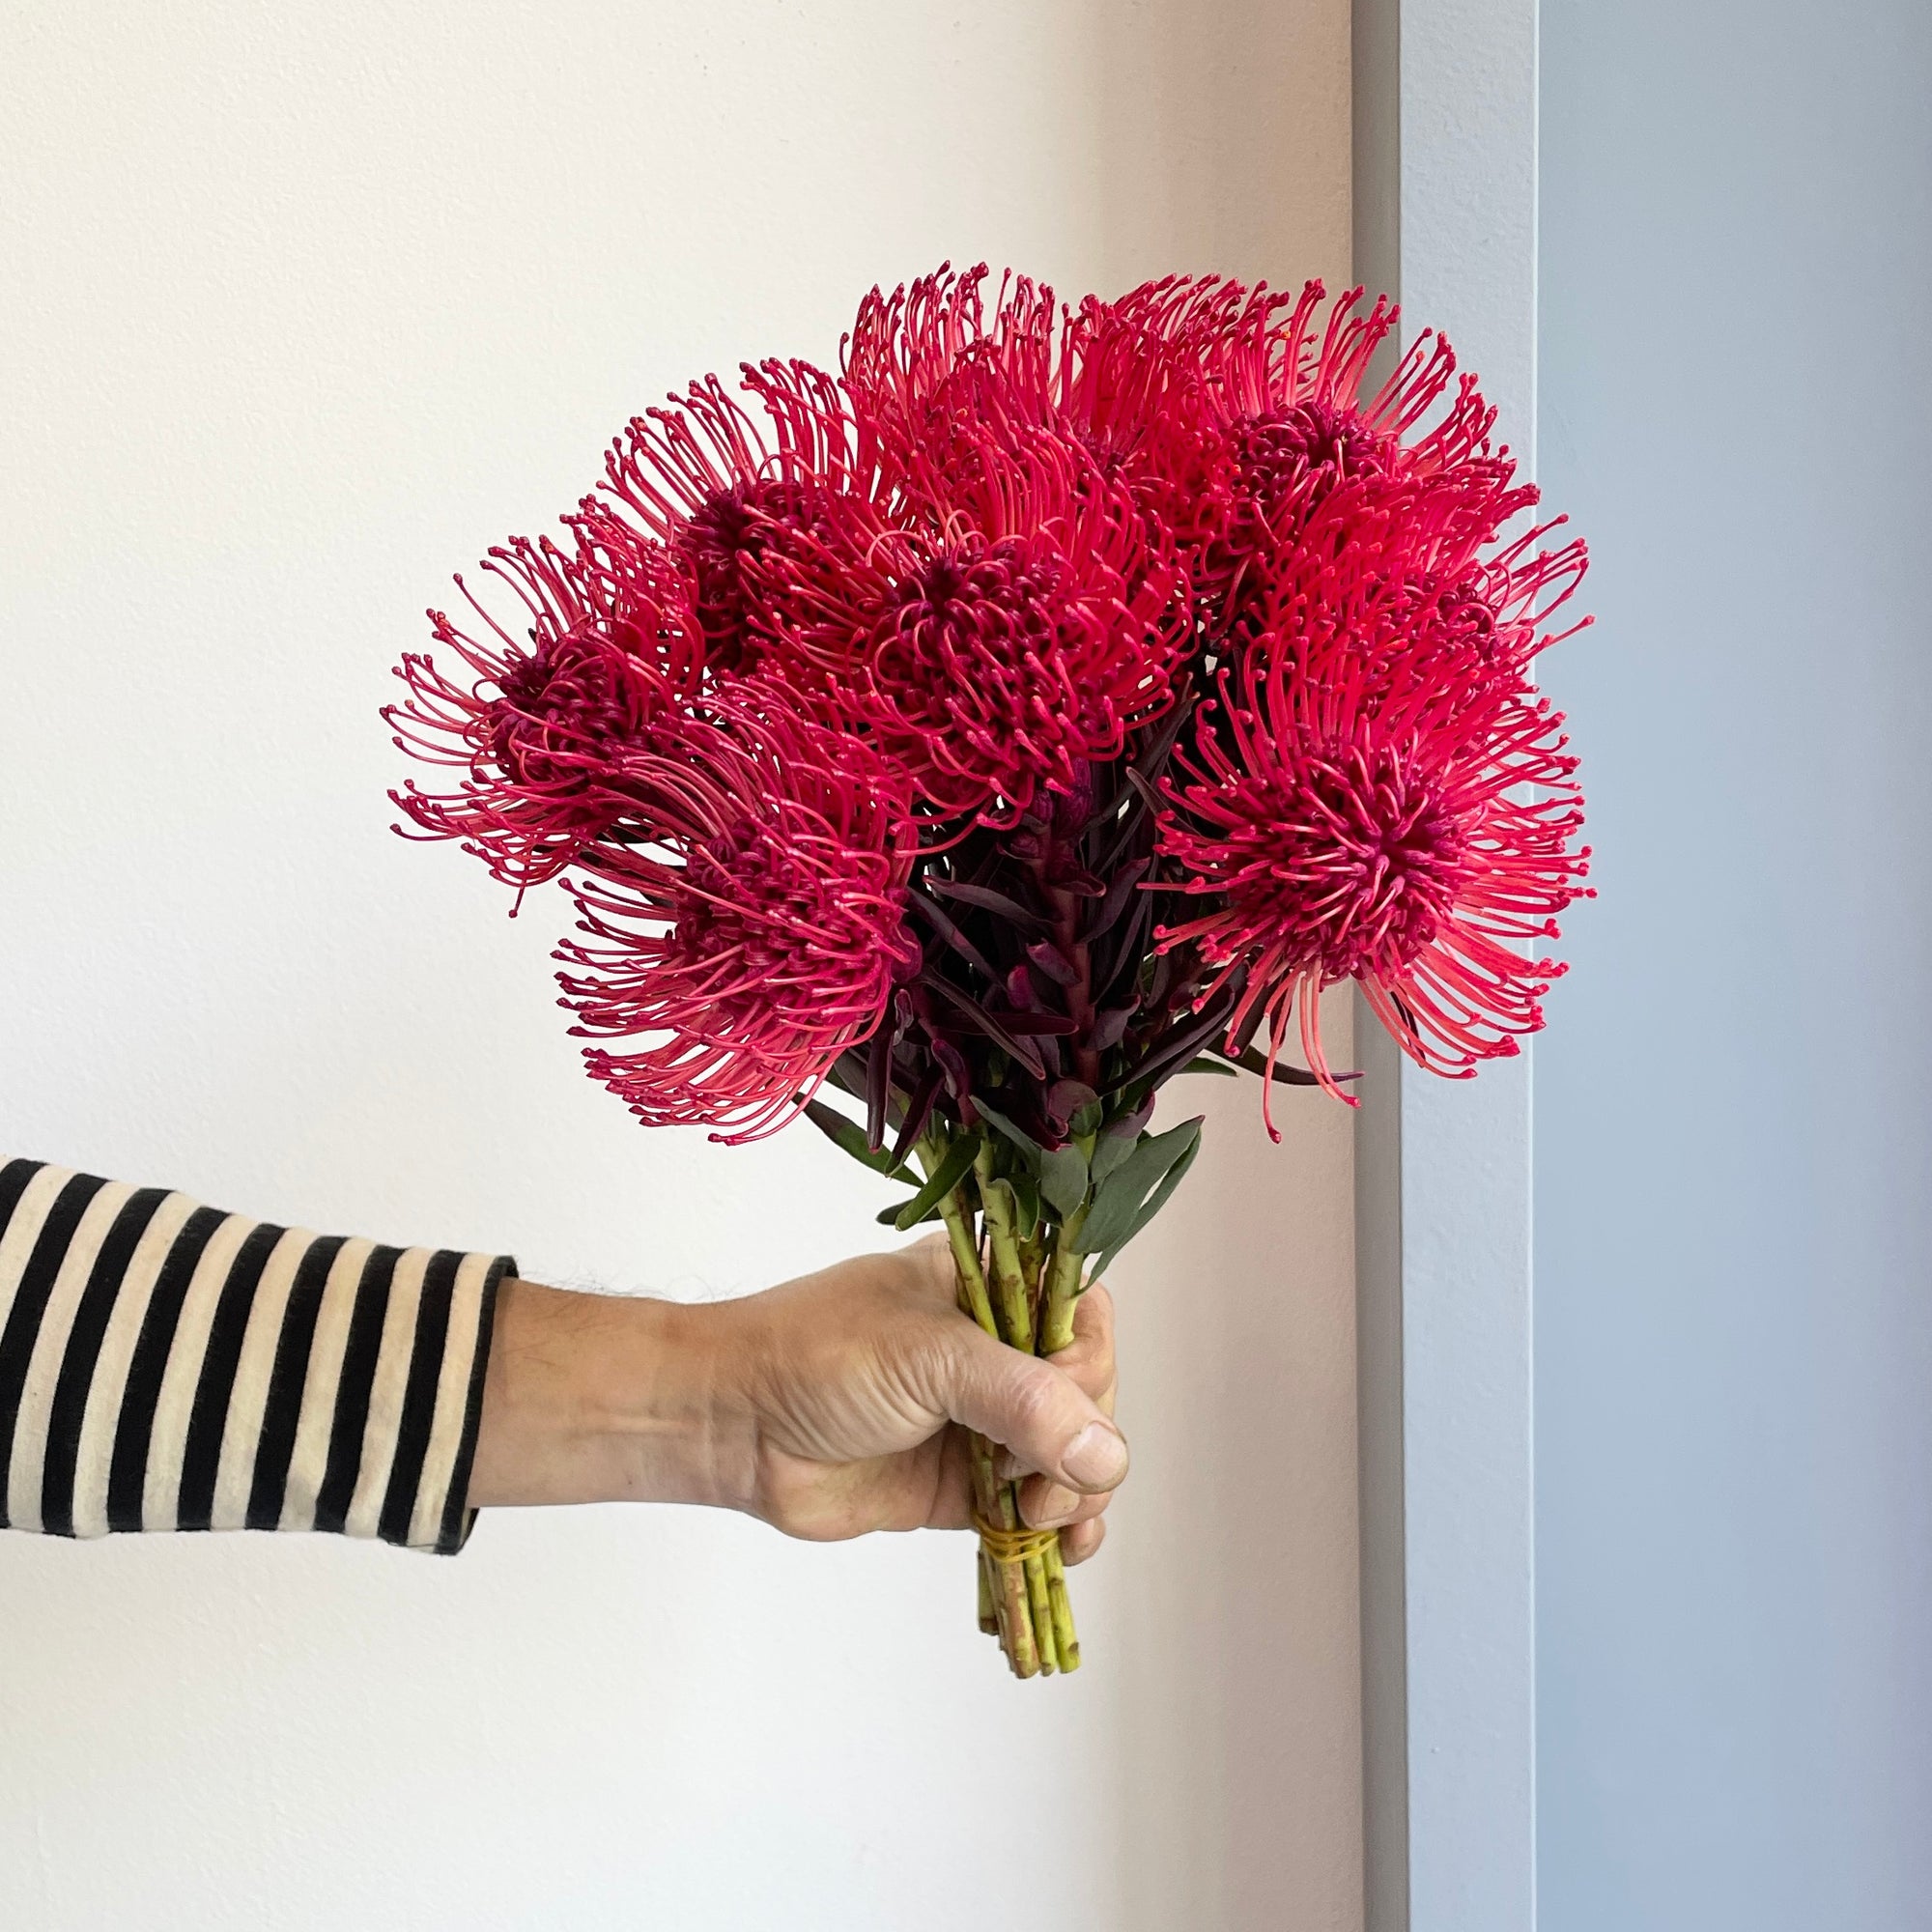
[469, 1234, 1124, 1565]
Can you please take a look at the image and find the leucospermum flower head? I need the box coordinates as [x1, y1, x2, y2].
[580, 359, 878, 678]
[839, 263, 1217, 553]
[384, 534, 702, 891]
[743, 425, 1186, 819]
[1080, 277, 1531, 640]
[1155, 540, 1591, 1132]
[555, 680, 921, 1144]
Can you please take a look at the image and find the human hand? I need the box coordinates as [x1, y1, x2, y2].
[722, 1234, 1122, 1561]
[468, 1235, 1124, 1565]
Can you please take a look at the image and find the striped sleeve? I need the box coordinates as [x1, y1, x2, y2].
[0, 1159, 513, 1554]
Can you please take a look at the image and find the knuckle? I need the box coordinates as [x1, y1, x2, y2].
[889, 1315, 962, 1406]
[1070, 1352, 1112, 1401]
[1063, 1517, 1107, 1565]
[912, 1232, 954, 1289]
[1005, 1360, 1064, 1438]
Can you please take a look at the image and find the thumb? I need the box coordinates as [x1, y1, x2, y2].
[923, 1319, 1129, 1494]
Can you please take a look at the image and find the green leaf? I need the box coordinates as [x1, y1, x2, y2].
[877, 1135, 980, 1233]
[1071, 1116, 1205, 1254]
[1012, 1172, 1041, 1241]
[977, 1100, 1088, 1218]
[973, 1101, 1042, 1163]
[1086, 1131, 1202, 1283]
[1179, 1055, 1239, 1078]
[805, 1098, 912, 1179]
[1089, 1111, 1148, 1187]
[1039, 1141, 1091, 1219]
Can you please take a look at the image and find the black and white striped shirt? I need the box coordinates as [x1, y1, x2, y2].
[0, 1158, 512, 1554]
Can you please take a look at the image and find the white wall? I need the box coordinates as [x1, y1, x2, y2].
[0, 6, 1356, 1927]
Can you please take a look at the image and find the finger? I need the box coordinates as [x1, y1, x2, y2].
[1060, 1516, 1107, 1566]
[925, 1424, 979, 1532]
[993, 1284, 1119, 1480]
[1017, 1472, 1112, 1528]
[1043, 1282, 1117, 1410]
[913, 1316, 1130, 1495]
[895, 1232, 962, 1309]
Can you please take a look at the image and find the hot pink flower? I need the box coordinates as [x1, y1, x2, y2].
[842, 267, 1060, 467]
[384, 534, 701, 890]
[1098, 277, 1533, 626]
[839, 267, 1530, 639]
[1249, 469, 1592, 696]
[1155, 568, 1591, 1132]
[555, 681, 921, 1144]
[744, 427, 1185, 820]
[1114, 277, 1501, 482]
[841, 265, 1204, 523]
[582, 360, 878, 677]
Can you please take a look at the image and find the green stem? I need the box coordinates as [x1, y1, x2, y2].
[1035, 1204, 1089, 1669]
[1040, 1202, 1090, 1354]
[977, 1549, 999, 1635]
[926, 1137, 1081, 1678]
[986, 1462, 1040, 1677]
[1044, 1538, 1080, 1670]
[926, 1145, 1039, 1678]
[1023, 1536, 1059, 1673]
[974, 1144, 1035, 1352]
[923, 1137, 998, 1340]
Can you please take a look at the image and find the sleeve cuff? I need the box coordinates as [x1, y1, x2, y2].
[0, 1155, 514, 1553]
[423, 1253, 511, 1553]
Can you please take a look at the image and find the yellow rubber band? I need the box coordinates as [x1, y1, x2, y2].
[973, 1513, 1061, 1565]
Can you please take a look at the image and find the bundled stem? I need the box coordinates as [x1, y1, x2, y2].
[921, 1134, 1089, 1678]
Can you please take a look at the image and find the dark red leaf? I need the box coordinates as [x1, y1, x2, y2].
[920, 975, 1049, 1079]
[1025, 940, 1080, 987]
[926, 878, 1051, 932]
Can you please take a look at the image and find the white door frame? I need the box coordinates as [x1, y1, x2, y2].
[1353, 2, 1541, 1927]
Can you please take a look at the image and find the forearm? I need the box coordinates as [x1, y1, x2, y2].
[4, 1157, 1124, 1557]
[467, 1280, 757, 1512]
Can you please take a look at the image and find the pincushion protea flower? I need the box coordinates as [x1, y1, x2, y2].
[557, 680, 920, 1145]
[384, 261, 1594, 1681]
[841, 263, 1223, 549]
[384, 535, 701, 890]
[1156, 616, 1589, 1128]
[581, 360, 877, 677]
[1154, 438, 1590, 1128]
[744, 428, 1185, 819]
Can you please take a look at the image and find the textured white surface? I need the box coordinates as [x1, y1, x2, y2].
[0, 5, 1361, 1927]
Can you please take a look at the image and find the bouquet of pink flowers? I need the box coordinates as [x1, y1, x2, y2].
[385, 267, 1591, 1678]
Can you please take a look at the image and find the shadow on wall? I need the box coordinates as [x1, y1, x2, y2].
[1108, 1015, 1362, 1932]
[1081, 6, 1361, 1927]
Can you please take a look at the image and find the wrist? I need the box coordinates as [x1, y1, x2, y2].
[469, 1279, 759, 1512]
